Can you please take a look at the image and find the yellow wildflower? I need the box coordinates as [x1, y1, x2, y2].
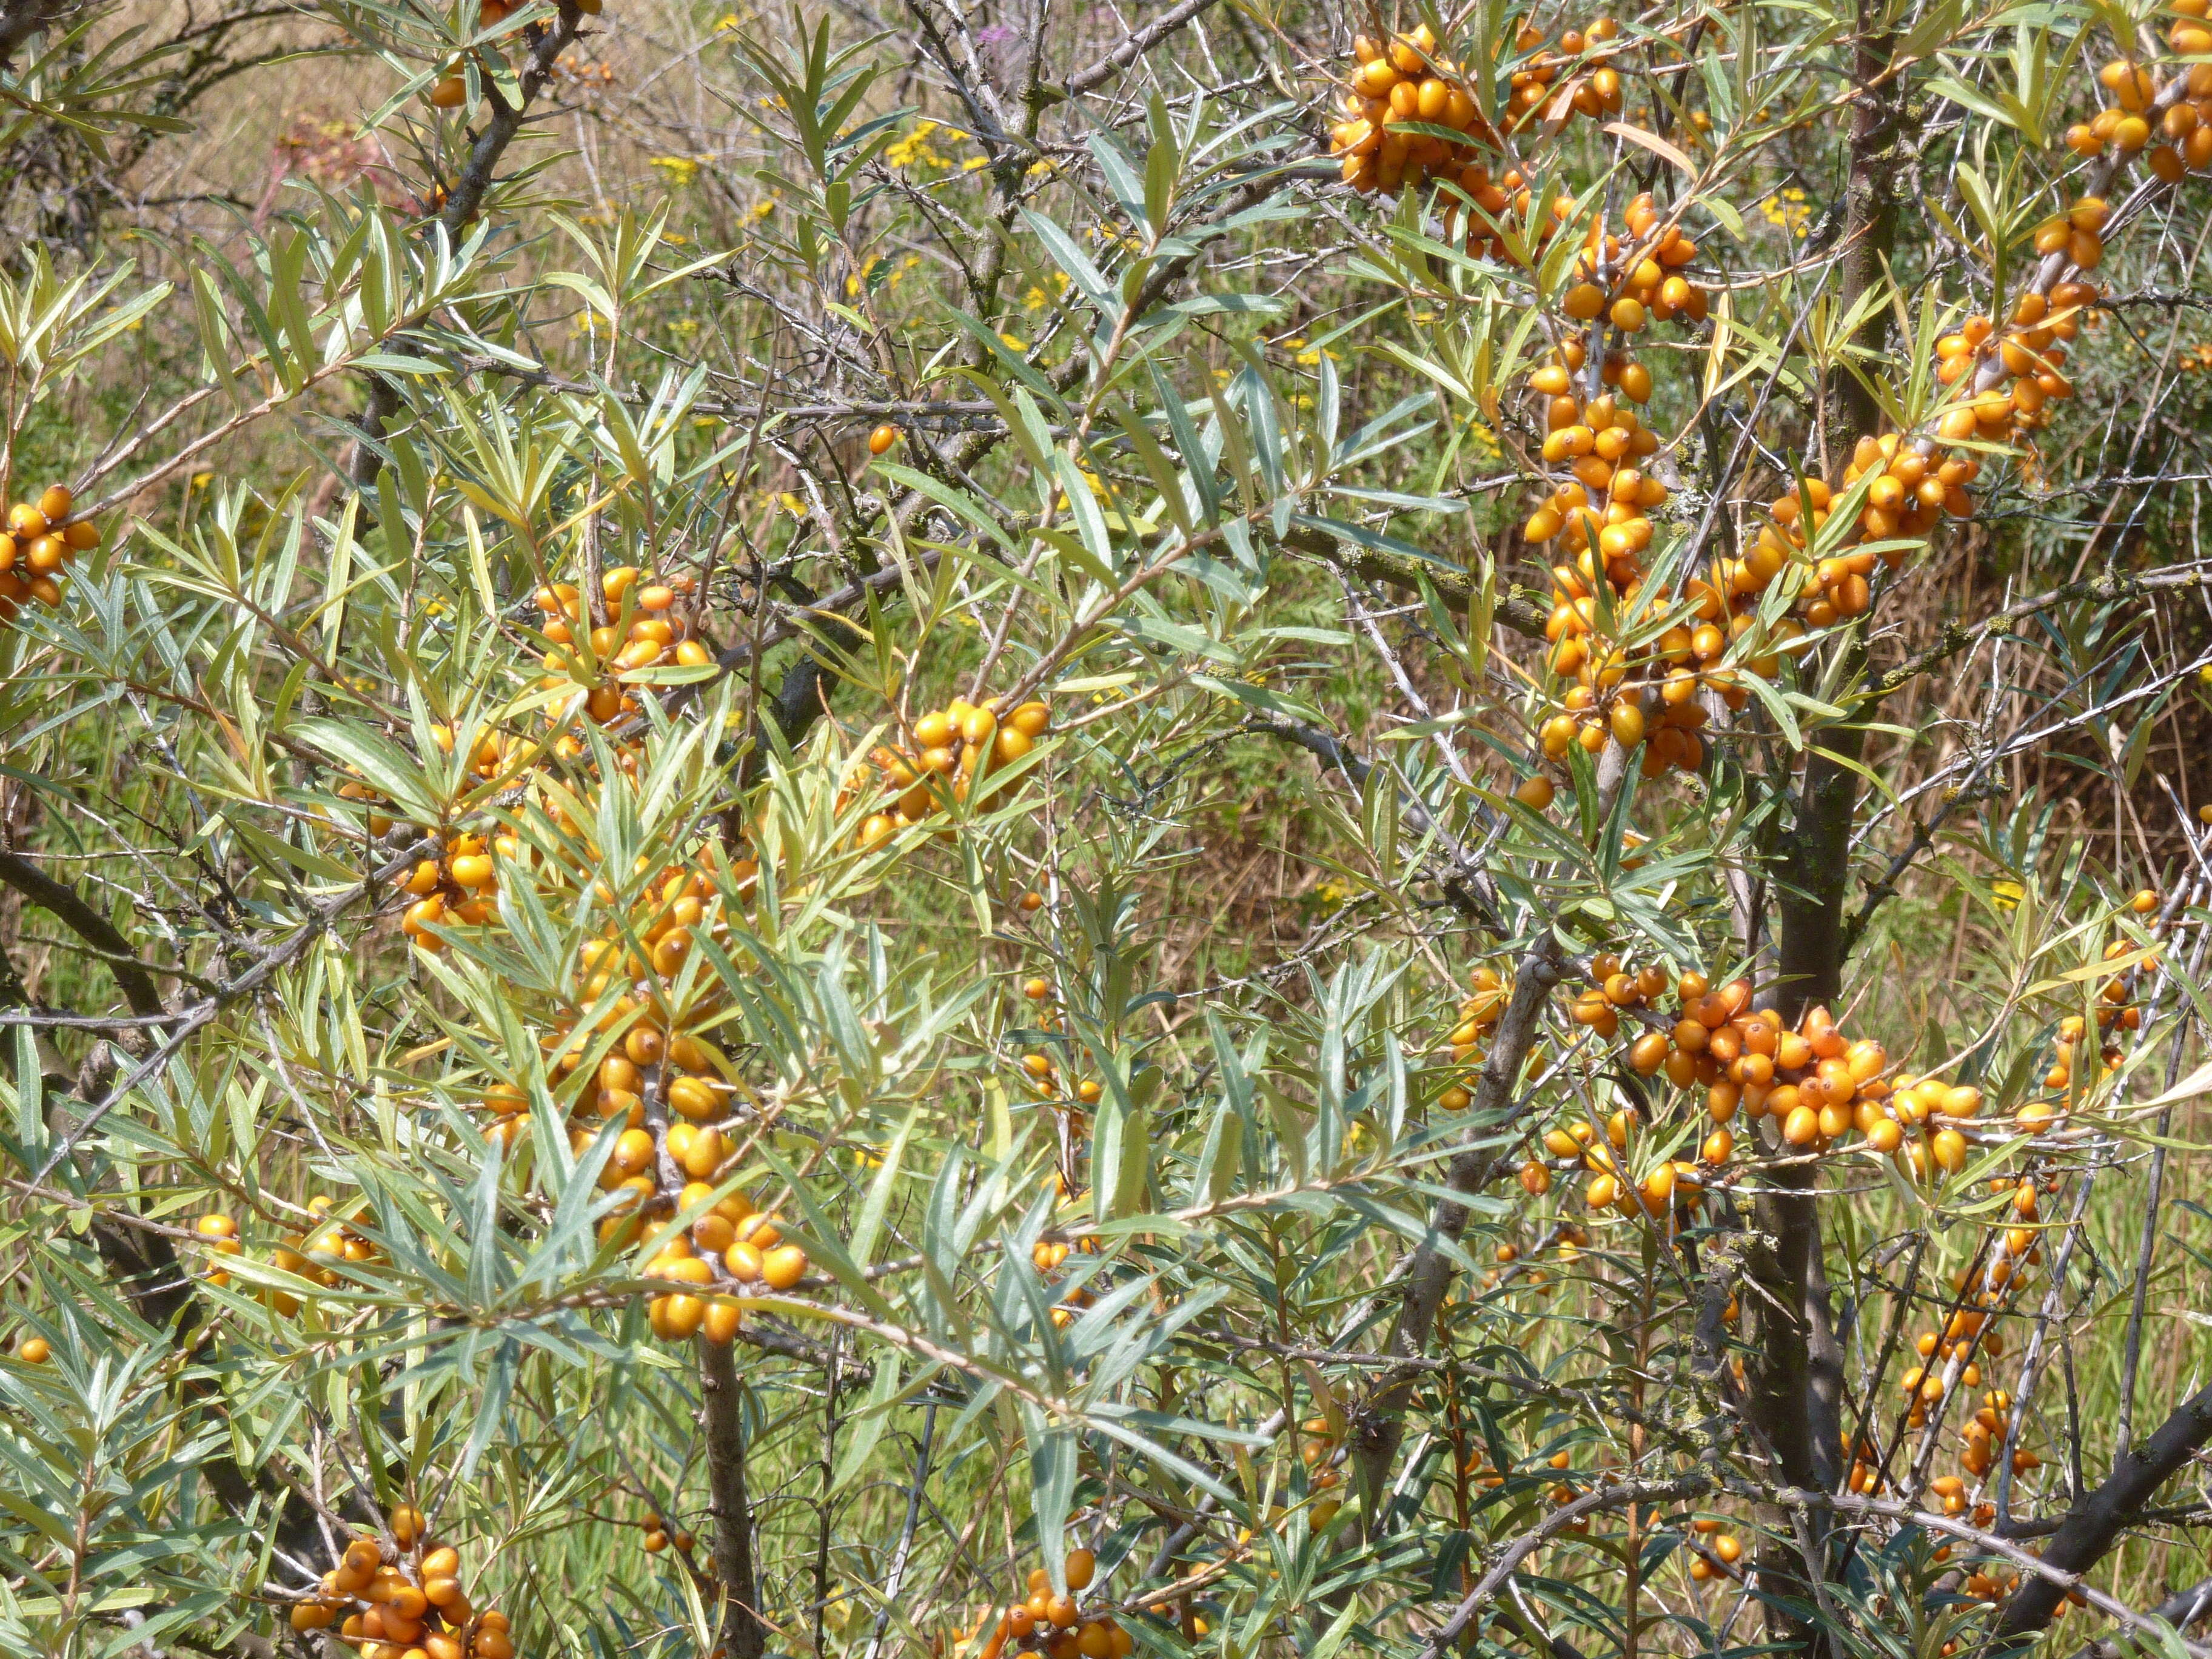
[1757, 186, 1811, 236]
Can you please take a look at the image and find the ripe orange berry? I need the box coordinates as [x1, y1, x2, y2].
[703, 1297, 743, 1344]
[613, 1128, 656, 1173]
[868, 423, 900, 455]
[1563, 283, 1605, 321]
[761, 1244, 809, 1290]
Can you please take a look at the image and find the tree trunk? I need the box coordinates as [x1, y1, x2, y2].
[700, 1336, 768, 1659]
[1746, 4, 1903, 1648]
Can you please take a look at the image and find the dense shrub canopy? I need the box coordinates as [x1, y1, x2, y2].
[4, 2, 2212, 1658]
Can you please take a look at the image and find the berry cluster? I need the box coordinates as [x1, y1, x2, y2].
[195, 1212, 244, 1284]
[1493, 49, 2196, 813]
[851, 695, 1052, 850]
[1896, 1235, 2039, 1447]
[1639, 979, 1960, 1168]
[1935, 281, 2091, 434]
[2015, 886, 2160, 1130]
[392, 831, 507, 954]
[194, 1200, 381, 1317]
[1435, 965, 1509, 1101]
[1500, 965, 2026, 1213]
[1505, 888, 2171, 1219]
[0, 484, 100, 621]
[1684, 1518, 1744, 1582]
[1017, 975, 1102, 1107]
[1640, 214, 2096, 669]
[1559, 194, 1709, 354]
[1830, 1169, 2099, 1620]
[531, 853, 810, 1331]
[1541, 1107, 1708, 1217]
[535, 568, 712, 730]
[492, 852, 763, 1144]
[973, 1550, 1133, 1659]
[2068, 32, 2212, 170]
[635, 1510, 695, 1555]
[1032, 1234, 1102, 1331]
[1326, 20, 1624, 208]
[1513, 196, 1730, 791]
[640, 1189, 804, 1342]
[1295, 1414, 1347, 1527]
[289, 1507, 515, 1658]
[317, 546, 823, 1350]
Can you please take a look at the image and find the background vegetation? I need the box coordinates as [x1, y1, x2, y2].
[4, 1, 2212, 1658]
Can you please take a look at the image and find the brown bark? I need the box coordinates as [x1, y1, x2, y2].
[0, 0, 79, 70]
[1992, 1382, 2212, 1649]
[0, 848, 166, 1021]
[1744, 4, 1903, 1647]
[1350, 931, 1566, 1526]
[700, 1335, 768, 1659]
